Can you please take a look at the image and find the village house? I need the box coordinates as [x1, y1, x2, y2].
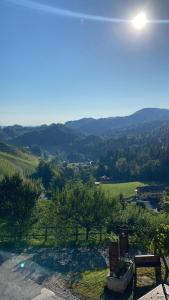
[99, 175, 111, 183]
[135, 185, 164, 201]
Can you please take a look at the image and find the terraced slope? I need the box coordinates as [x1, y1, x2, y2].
[0, 143, 39, 177]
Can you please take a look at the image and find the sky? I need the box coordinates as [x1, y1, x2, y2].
[1, 0, 169, 125]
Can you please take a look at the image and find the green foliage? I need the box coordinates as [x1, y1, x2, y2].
[0, 169, 168, 254]
[136, 200, 146, 209]
[160, 194, 169, 212]
[33, 160, 97, 198]
[29, 145, 42, 157]
[54, 183, 119, 241]
[35, 199, 55, 227]
[32, 160, 67, 198]
[33, 160, 55, 190]
[156, 224, 169, 255]
[0, 174, 41, 237]
[107, 202, 169, 252]
[97, 124, 169, 182]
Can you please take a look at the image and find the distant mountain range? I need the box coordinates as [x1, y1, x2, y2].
[66, 108, 169, 136]
[1, 108, 169, 162]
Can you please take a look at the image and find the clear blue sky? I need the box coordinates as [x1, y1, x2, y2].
[1, 0, 169, 125]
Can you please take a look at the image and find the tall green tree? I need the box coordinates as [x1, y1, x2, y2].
[0, 174, 41, 238]
[33, 160, 54, 190]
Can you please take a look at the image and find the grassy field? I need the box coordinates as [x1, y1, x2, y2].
[0, 151, 39, 177]
[72, 269, 108, 300]
[100, 182, 145, 198]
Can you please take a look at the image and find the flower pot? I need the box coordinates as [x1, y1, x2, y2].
[107, 262, 133, 293]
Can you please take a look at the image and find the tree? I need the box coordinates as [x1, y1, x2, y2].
[136, 200, 146, 209]
[160, 194, 169, 212]
[55, 183, 115, 242]
[50, 175, 65, 195]
[156, 224, 169, 255]
[78, 187, 111, 241]
[116, 158, 130, 181]
[30, 145, 42, 156]
[33, 160, 54, 190]
[0, 174, 41, 238]
[119, 193, 125, 209]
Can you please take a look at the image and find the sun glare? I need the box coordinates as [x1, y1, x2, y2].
[132, 12, 147, 30]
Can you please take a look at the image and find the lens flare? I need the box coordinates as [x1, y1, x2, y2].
[20, 262, 25, 268]
[132, 12, 147, 30]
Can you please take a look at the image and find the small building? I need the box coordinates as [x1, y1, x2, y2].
[99, 175, 111, 183]
[135, 185, 164, 201]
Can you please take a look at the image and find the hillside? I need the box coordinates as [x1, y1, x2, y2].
[0, 142, 39, 177]
[96, 122, 169, 183]
[1, 124, 103, 162]
[66, 108, 169, 136]
[11, 124, 82, 151]
[0, 125, 35, 141]
[1, 108, 169, 163]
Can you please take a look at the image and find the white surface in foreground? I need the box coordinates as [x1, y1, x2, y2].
[0, 250, 72, 300]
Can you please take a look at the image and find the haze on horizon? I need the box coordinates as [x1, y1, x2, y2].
[1, 0, 169, 125]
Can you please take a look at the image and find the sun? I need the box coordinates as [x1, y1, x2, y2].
[132, 12, 147, 30]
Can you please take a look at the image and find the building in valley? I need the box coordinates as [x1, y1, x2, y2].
[135, 185, 164, 201]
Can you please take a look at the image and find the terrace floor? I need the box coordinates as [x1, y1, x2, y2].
[0, 248, 79, 300]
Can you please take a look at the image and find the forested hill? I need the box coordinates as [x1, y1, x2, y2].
[96, 123, 169, 183]
[66, 108, 169, 136]
[0, 125, 35, 140]
[0, 124, 103, 161]
[11, 124, 82, 151]
[1, 108, 169, 164]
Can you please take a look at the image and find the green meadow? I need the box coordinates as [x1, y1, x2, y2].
[100, 182, 145, 198]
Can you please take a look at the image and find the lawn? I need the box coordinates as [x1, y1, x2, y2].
[100, 181, 145, 198]
[72, 269, 108, 300]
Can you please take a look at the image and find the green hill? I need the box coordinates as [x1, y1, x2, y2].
[0, 143, 39, 178]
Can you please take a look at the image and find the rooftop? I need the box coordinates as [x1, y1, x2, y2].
[136, 185, 164, 193]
